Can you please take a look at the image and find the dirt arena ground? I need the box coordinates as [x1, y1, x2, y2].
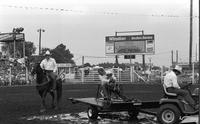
[0, 83, 198, 124]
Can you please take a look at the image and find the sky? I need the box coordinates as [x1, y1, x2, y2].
[0, 0, 199, 67]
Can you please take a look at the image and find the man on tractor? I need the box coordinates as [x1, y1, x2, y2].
[163, 65, 198, 109]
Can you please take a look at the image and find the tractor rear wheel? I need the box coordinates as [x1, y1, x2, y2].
[87, 106, 98, 119]
[157, 104, 181, 124]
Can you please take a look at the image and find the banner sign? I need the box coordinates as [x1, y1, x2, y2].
[0, 33, 24, 42]
[105, 34, 155, 55]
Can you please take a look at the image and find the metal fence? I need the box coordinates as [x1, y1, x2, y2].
[0, 64, 199, 86]
[60, 67, 161, 84]
[60, 67, 198, 84]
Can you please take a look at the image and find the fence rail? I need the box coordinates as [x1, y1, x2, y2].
[1, 65, 199, 86]
[60, 68, 161, 83]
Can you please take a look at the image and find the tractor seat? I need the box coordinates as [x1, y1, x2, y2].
[163, 84, 177, 96]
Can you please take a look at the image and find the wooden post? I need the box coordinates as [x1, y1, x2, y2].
[81, 69, 84, 83]
[9, 66, 12, 86]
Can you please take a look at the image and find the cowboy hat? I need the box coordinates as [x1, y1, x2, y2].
[105, 70, 112, 74]
[45, 50, 51, 55]
[105, 70, 113, 77]
[173, 65, 182, 74]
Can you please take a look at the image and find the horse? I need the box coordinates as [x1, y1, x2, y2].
[31, 62, 62, 112]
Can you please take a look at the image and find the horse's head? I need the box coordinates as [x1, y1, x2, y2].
[31, 62, 47, 84]
[31, 63, 41, 75]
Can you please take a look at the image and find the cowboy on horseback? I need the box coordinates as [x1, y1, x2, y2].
[40, 50, 57, 92]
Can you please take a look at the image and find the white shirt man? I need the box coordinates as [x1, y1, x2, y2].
[99, 74, 109, 85]
[164, 71, 180, 89]
[40, 57, 57, 72]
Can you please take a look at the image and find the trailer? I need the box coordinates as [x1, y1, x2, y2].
[68, 84, 161, 119]
[69, 97, 160, 119]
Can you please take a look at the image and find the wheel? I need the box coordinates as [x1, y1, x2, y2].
[157, 104, 181, 124]
[87, 106, 98, 119]
[128, 110, 139, 119]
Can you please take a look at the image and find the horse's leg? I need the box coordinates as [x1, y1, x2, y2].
[50, 91, 56, 109]
[40, 90, 48, 112]
[56, 80, 62, 110]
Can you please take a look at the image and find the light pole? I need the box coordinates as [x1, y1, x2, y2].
[198, 0, 200, 120]
[37, 28, 45, 55]
[189, 0, 193, 68]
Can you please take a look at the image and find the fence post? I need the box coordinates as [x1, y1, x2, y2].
[81, 69, 84, 83]
[69, 67, 71, 79]
[93, 70, 95, 82]
[192, 62, 194, 84]
[161, 66, 163, 83]
[117, 68, 120, 82]
[25, 66, 29, 84]
[130, 66, 134, 83]
[9, 66, 12, 86]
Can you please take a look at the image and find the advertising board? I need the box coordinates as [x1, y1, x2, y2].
[105, 34, 155, 55]
[0, 33, 24, 42]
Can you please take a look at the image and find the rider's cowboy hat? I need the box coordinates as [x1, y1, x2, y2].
[44, 50, 51, 56]
[105, 70, 113, 76]
[105, 70, 112, 74]
[173, 65, 182, 74]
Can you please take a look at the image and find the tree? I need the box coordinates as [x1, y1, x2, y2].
[21, 41, 36, 58]
[98, 62, 129, 70]
[41, 44, 75, 64]
[0, 51, 2, 58]
[52, 44, 74, 64]
[41, 47, 51, 55]
[83, 63, 92, 67]
[1, 41, 36, 58]
[152, 66, 161, 70]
